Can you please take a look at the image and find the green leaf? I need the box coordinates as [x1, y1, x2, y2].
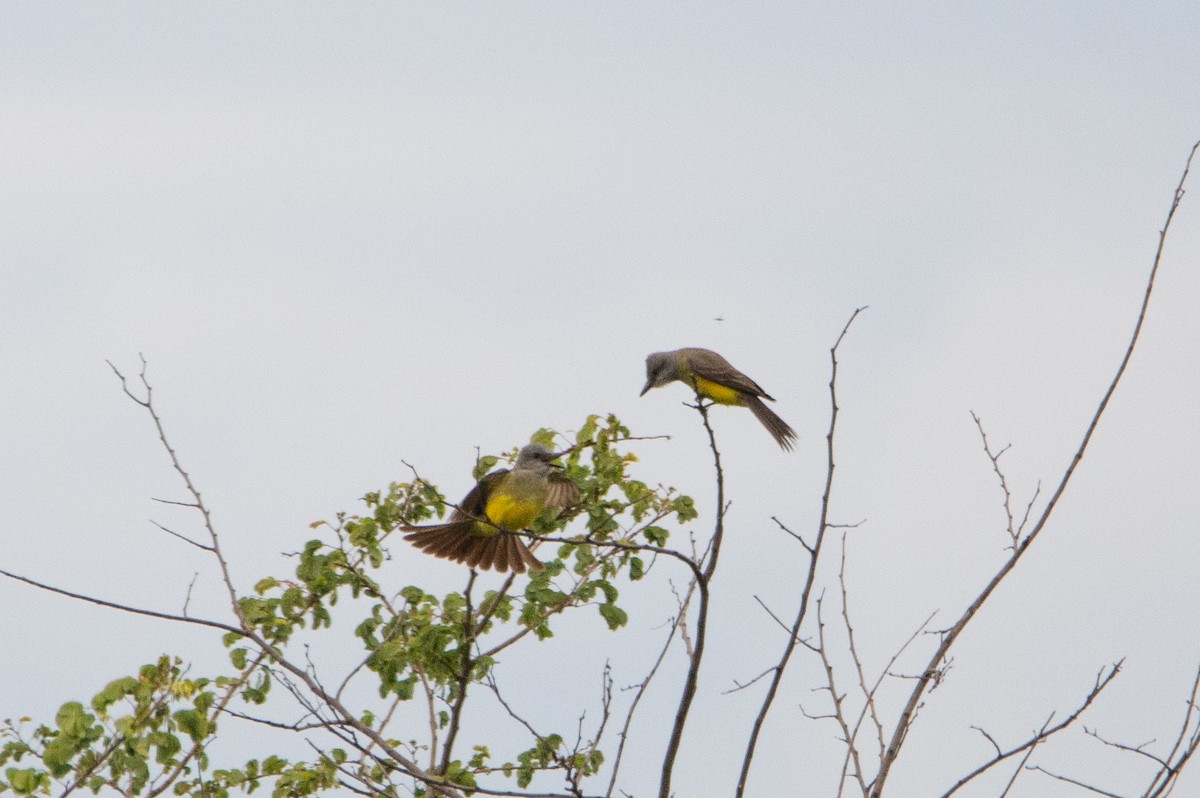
[5, 768, 47, 796]
[529, 428, 557, 448]
[598, 603, 629, 631]
[54, 702, 92, 737]
[644, 525, 669, 546]
[91, 677, 139, 715]
[173, 709, 209, 742]
[576, 415, 599, 446]
[595, 580, 619, 604]
[672, 495, 698, 522]
[153, 731, 182, 764]
[400, 585, 427, 605]
[472, 455, 500, 481]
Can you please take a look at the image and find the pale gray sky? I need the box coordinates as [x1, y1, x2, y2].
[2, 4, 1199, 796]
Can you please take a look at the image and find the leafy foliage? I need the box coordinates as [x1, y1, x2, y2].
[1, 415, 697, 797]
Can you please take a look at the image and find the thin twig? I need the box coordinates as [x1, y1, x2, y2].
[1028, 765, 1125, 797]
[812, 597, 870, 797]
[0, 567, 245, 638]
[605, 591, 692, 797]
[837, 534, 887, 770]
[150, 519, 213, 551]
[939, 662, 1123, 797]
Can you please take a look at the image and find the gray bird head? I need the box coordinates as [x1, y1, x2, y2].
[514, 443, 559, 473]
[641, 351, 681, 396]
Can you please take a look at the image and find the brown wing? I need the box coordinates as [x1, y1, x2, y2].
[545, 470, 582, 509]
[682, 348, 776, 400]
[448, 468, 509, 523]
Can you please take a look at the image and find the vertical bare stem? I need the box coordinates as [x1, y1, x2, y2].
[735, 306, 867, 797]
[657, 401, 725, 798]
[606, 582, 693, 797]
[439, 570, 478, 773]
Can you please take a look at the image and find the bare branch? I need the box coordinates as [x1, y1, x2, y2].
[1028, 764, 1126, 797]
[108, 358, 246, 630]
[657, 397, 729, 798]
[1084, 727, 1167, 768]
[149, 519, 213, 551]
[772, 515, 813, 553]
[752, 594, 795, 637]
[150, 497, 200, 508]
[606, 592, 691, 797]
[1144, 662, 1200, 796]
[736, 306, 868, 797]
[811, 597, 870, 798]
[973, 725, 1004, 758]
[939, 662, 1123, 797]
[0, 567, 245, 638]
[997, 723, 1044, 797]
[218, 707, 334, 732]
[971, 412, 1022, 550]
[725, 667, 779, 695]
[837, 534, 887, 769]
[871, 141, 1199, 797]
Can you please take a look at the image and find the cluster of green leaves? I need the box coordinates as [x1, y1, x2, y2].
[1, 657, 233, 797]
[506, 734, 604, 790]
[0, 654, 355, 798]
[4, 415, 699, 797]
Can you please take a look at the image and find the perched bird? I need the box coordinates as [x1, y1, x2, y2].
[641, 347, 797, 451]
[403, 443, 580, 573]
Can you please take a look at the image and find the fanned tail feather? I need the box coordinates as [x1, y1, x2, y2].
[403, 522, 543, 573]
[746, 395, 798, 451]
[516, 538, 544, 572]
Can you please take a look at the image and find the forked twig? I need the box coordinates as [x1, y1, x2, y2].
[938, 662, 1123, 797]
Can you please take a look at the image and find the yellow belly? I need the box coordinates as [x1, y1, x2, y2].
[485, 492, 542, 530]
[693, 376, 743, 406]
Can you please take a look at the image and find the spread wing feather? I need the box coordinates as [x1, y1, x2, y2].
[546, 472, 582, 509]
